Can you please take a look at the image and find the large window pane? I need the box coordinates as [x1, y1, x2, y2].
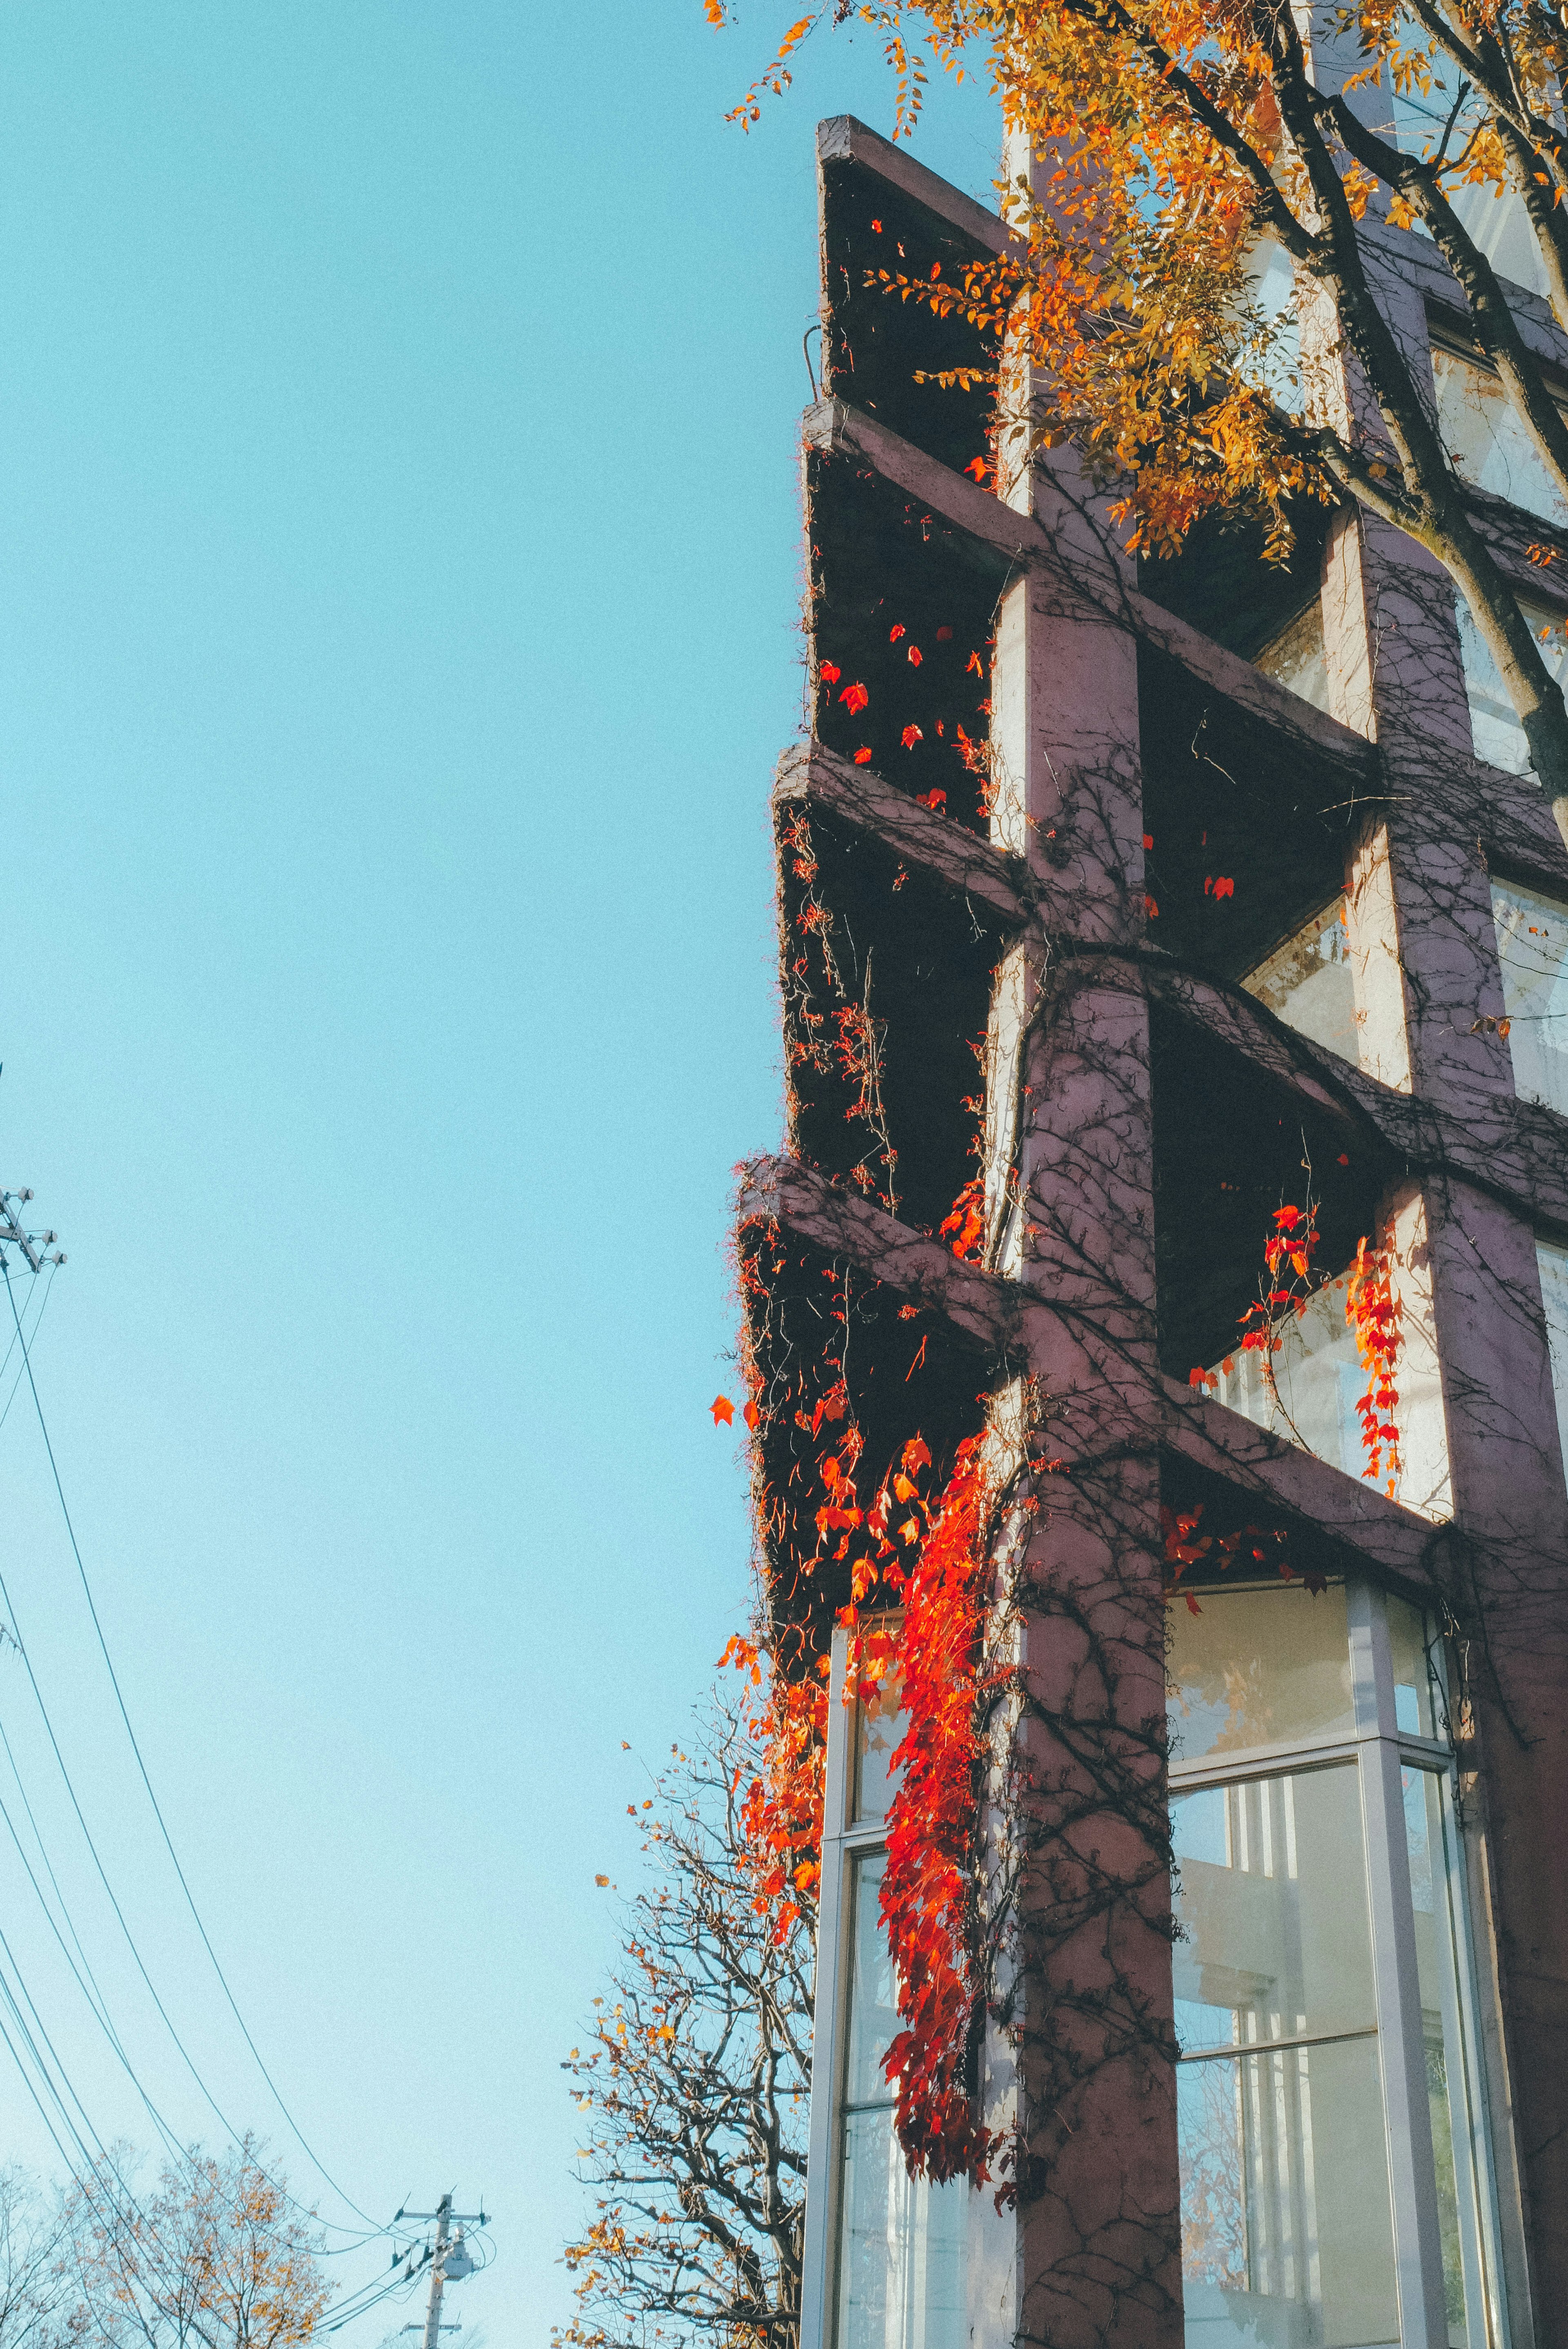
[1203, 1264, 1450, 1522]
[1403, 1767, 1501, 2349]
[837, 1855, 967, 2349]
[1168, 1583, 1353, 1766]
[1457, 592, 1568, 775]
[1434, 346, 1568, 524]
[1204, 1282, 1376, 1487]
[1179, 2037, 1399, 2349]
[1490, 875, 1568, 1118]
[1172, 1766, 1377, 2048]
[1174, 1766, 1398, 2348]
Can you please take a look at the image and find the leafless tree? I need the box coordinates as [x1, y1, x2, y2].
[555, 1682, 814, 2349]
[0, 2166, 74, 2349]
[64, 2139, 327, 2349]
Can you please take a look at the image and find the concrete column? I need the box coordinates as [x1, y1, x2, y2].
[985, 430, 1180, 2342]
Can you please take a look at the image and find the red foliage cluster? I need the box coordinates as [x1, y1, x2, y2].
[863, 1436, 998, 2182]
[1187, 1198, 1404, 1499]
[718, 1632, 829, 1942]
[1345, 1237, 1403, 1492]
[938, 1175, 985, 1261]
[1160, 1501, 1315, 1613]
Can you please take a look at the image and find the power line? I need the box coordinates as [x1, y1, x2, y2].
[2, 1256, 381, 2236]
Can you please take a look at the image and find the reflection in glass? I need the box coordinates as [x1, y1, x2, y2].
[1167, 1584, 1352, 1766]
[1541, 1240, 1568, 1479]
[837, 1857, 967, 2349]
[1203, 1265, 1449, 1522]
[1434, 346, 1568, 524]
[1254, 601, 1331, 719]
[1241, 900, 1357, 1064]
[1173, 1767, 1378, 2047]
[1490, 875, 1568, 1118]
[1173, 1768, 1397, 2347]
[1179, 2038, 1399, 2349]
[855, 1680, 906, 1824]
[1457, 592, 1568, 774]
[1205, 1280, 1368, 1484]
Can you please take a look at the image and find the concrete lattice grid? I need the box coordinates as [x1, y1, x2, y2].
[734, 110, 1568, 2349]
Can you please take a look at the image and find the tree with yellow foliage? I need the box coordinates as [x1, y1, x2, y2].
[711, 0, 1568, 845]
[65, 2139, 327, 2349]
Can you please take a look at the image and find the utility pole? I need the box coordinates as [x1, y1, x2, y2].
[392, 2195, 486, 2349]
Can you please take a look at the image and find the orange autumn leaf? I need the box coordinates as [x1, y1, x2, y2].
[854, 747, 873, 764]
[902, 724, 924, 748]
[820, 660, 841, 684]
[840, 680, 869, 714]
[710, 1394, 735, 1425]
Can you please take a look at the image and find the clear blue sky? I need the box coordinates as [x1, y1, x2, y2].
[0, 9, 998, 2345]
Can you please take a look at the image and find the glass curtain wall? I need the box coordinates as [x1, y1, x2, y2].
[1169, 1579, 1510, 2349]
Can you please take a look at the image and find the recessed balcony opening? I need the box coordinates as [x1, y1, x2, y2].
[1136, 497, 1334, 675]
[817, 137, 999, 479]
[774, 797, 1002, 1233]
[736, 1224, 991, 1654]
[806, 450, 1002, 836]
[1136, 646, 1374, 986]
[1152, 1006, 1389, 1376]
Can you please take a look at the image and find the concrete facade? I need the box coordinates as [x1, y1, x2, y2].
[737, 112, 1568, 2349]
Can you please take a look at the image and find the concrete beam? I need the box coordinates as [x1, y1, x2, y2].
[773, 741, 1029, 927]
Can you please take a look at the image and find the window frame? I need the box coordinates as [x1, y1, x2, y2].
[800, 1623, 886, 2349]
[803, 1582, 1522, 2349]
[1170, 1576, 1513, 2349]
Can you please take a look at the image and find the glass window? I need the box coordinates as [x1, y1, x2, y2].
[1254, 600, 1331, 718]
[1174, 1767, 1399, 2348]
[837, 1855, 967, 2349]
[1170, 1583, 1509, 2349]
[1540, 1240, 1568, 1479]
[1167, 1583, 1354, 1765]
[1241, 898, 1356, 1063]
[1456, 593, 1568, 775]
[1388, 1592, 1441, 1739]
[1489, 874, 1568, 1117]
[1204, 1279, 1374, 1486]
[855, 1678, 906, 1824]
[1434, 345, 1568, 525]
[1201, 1251, 1450, 1523]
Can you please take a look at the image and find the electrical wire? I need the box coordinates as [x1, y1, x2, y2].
[0, 1414, 375, 2242]
[2, 1260, 381, 2237]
